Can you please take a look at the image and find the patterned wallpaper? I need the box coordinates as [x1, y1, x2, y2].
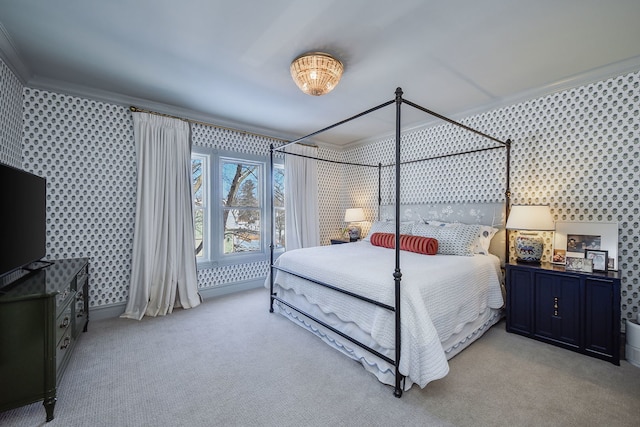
[15, 89, 341, 309]
[0, 58, 23, 167]
[343, 71, 640, 329]
[0, 54, 638, 327]
[21, 90, 137, 308]
[317, 147, 347, 241]
[6, 85, 346, 308]
[340, 119, 507, 224]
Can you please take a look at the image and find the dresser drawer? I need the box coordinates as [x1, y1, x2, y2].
[56, 328, 72, 371]
[56, 301, 73, 346]
[75, 286, 86, 313]
[76, 267, 88, 289]
[74, 291, 88, 337]
[74, 267, 88, 336]
[75, 294, 87, 319]
[55, 285, 73, 312]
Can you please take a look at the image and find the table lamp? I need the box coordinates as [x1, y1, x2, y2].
[344, 208, 365, 241]
[506, 205, 555, 263]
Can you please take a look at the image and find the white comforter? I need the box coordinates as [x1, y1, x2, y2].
[271, 240, 504, 388]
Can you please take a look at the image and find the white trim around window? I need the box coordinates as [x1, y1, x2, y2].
[192, 147, 282, 269]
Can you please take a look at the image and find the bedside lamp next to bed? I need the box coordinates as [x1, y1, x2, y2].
[344, 208, 365, 242]
[506, 205, 555, 264]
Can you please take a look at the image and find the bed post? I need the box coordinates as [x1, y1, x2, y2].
[378, 162, 382, 220]
[393, 87, 403, 398]
[269, 143, 275, 313]
[505, 138, 512, 264]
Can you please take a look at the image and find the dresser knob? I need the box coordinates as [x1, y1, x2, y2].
[60, 336, 71, 350]
[59, 316, 70, 328]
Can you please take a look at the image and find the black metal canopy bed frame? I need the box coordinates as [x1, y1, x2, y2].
[268, 87, 511, 397]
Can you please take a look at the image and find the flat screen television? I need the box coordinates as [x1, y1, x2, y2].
[0, 163, 47, 280]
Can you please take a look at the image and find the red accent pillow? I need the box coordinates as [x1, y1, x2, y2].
[369, 233, 438, 255]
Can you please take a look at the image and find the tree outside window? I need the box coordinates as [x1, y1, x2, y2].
[273, 165, 285, 249]
[191, 149, 282, 266]
[222, 160, 261, 254]
[192, 155, 206, 259]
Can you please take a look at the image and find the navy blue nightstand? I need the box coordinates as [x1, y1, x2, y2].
[505, 261, 620, 365]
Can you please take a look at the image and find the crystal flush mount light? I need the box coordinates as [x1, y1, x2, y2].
[290, 52, 344, 96]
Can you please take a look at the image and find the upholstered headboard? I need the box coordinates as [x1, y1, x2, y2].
[378, 203, 507, 264]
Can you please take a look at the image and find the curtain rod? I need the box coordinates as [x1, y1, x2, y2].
[128, 106, 286, 142]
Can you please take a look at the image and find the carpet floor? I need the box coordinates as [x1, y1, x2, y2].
[1, 287, 639, 427]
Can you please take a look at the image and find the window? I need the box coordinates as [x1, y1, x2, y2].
[192, 153, 208, 261]
[191, 148, 283, 267]
[273, 164, 285, 250]
[221, 157, 262, 255]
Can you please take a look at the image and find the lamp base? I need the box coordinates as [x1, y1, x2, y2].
[514, 234, 543, 264]
[347, 225, 361, 242]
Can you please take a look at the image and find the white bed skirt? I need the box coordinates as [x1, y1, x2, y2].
[272, 285, 503, 391]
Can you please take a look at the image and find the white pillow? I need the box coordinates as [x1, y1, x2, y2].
[363, 221, 412, 241]
[413, 223, 481, 256]
[475, 225, 499, 255]
[424, 221, 498, 255]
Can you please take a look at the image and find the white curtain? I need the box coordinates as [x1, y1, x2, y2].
[284, 144, 320, 250]
[121, 112, 201, 320]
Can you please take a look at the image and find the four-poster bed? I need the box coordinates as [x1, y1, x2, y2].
[268, 88, 511, 397]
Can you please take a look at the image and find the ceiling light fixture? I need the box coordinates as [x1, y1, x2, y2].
[290, 52, 343, 96]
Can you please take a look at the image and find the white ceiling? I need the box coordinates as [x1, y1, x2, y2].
[1, 0, 640, 148]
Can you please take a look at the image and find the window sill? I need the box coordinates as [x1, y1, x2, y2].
[196, 252, 274, 270]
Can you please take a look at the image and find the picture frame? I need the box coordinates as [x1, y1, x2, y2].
[565, 257, 585, 272]
[565, 257, 594, 273]
[552, 249, 566, 264]
[552, 221, 618, 270]
[585, 249, 608, 272]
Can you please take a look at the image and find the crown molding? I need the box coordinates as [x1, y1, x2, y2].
[26, 75, 300, 144]
[0, 22, 31, 83]
[26, 74, 346, 152]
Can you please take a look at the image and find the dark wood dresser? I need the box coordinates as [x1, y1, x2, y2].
[0, 258, 89, 422]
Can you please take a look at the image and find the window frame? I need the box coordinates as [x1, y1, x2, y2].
[191, 152, 209, 263]
[267, 159, 287, 252]
[192, 147, 282, 269]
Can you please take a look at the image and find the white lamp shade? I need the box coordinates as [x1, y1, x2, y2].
[344, 208, 365, 222]
[506, 205, 555, 231]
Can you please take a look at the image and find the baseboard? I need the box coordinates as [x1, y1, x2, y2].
[198, 277, 265, 300]
[88, 277, 266, 320]
[90, 302, 126, 321]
